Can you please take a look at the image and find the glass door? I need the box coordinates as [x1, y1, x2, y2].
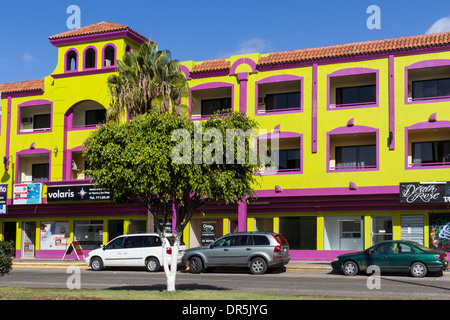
[22, 222, 36, 257]
[371, 215, 393, 245]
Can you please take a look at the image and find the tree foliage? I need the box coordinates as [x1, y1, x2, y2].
[0, 241, 14, 277]
[107, 41, 189, 122]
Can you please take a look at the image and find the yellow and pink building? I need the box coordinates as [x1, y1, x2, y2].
[0, 21, 449, 260]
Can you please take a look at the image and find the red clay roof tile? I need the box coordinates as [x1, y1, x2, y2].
[257, 31, 450, 66]
[49, 21, 148, 42]
[191, 59, 230, 74]
[0, 79, 45, 95]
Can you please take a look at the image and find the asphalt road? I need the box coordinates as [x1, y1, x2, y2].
[1, 266, 449, 300]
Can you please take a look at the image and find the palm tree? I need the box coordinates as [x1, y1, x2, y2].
[107, 41, 189, 122]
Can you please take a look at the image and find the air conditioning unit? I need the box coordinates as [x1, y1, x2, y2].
[21, 117, 33, 124]
[72, 160, 79, 171]
[258, 97, 266, 105]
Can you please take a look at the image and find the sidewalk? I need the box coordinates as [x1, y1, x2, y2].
[12, 258, 331, 271]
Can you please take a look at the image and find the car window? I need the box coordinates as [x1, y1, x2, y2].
[124, 236, 144, 248]
[369, 242, 391, 254]
[105, 237, 125, 250]
[392, 243, 415, 254]
[142, 236, 159, 247]
[213, 237, 232, 247]
[253, 235, 270, 246]
[231, 235, 249, 246]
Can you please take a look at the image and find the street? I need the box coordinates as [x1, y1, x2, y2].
[1, 265, 449, 300]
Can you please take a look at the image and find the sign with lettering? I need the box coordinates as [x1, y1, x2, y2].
[47, 185, 111, 203]
[400, 182, 450, 204]
[201, 223, 216, 246]
[13, 183, 42, 205]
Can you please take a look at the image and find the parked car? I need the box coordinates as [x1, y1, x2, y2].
[85, 233, 186, 272]
[181, 232, 290, 275]
[331, 240, 449, 277]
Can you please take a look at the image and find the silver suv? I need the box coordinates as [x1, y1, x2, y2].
[181, 232, 290, 275]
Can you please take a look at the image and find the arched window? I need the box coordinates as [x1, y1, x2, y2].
[104, 45, 115, 67]
[66, 50, 77, 71]
[84, 47, 96, 69]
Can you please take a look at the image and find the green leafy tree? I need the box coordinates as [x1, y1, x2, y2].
[0, 241, 15, 277]
[83, 110, 260, 292]
[107, 41, 189, 122]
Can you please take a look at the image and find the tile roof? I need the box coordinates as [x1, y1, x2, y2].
[0, 79, 45, 95]
[258, 31, 450, 66]
[191, 59, 230, 74]
[49, 21, 149, 42]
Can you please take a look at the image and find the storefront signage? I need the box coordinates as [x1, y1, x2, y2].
[400, 182, 450, 204]
[201, 223, 216, 246]
[0, 184, 7, 214]
[13, 183, 42, 205]
[47, 185, 111, 203]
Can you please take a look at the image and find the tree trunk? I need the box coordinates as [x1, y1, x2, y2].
[161, 231, 182, 293]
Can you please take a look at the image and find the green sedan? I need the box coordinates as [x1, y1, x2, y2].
[331, 240, 449, 277]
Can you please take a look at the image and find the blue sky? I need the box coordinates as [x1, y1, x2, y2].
[0, 0, 449, 84]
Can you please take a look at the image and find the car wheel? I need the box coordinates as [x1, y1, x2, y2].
[410, 262, 427, 278]
[90, 257, 103, 271]
[145, 257, 160, 272]
[188, 257, 203, 274]
[250, 257, 268, 275]
[342, 261, 359, 276]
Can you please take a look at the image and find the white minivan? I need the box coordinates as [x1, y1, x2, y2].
[85, 233, 186, 272]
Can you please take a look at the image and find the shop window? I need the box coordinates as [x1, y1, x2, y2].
[84, 47, 96, 69]
[429, 213, 450, 252]
[40, 221, 69, 250]
[66, 50, 77, 72]
[328, 130, 378, 171]
[371, 216, 393, 245]
[407, 126, 450, 169]
[324, 216, 363, 251]
[407, 63, 450, 102]
[190, 83, 233, 119]
[279, 217, 316, 250]
[256, 77, 302, 115]
[74, 220, 103, 250]
[104, 45, 115, 67]
[329, 71, 377, 108]
[254, 218, 273, 232]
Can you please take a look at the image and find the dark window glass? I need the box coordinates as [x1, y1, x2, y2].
[201, 98, 231, 116]
[231, 235, 249, 246]
[336, 85, 376, 105]
[279, 217, 316, 250]
[33, 114, 51, 130]
[85, 48, 96, 69]
[412, 78, 450, 99]
[66, 51, 77, 71]
[335, 145, 376, 169]
[266, 91, 301, 110]
[32, 163, 49, 181]
[85, 109, 106, 125]
[124, 236, 144, 248]
[252, 235, 270, 246]
[278, 149, 301, 170]
[412, 140, 450, 165]
[142, 236, 160, 247]
[106, 237, 125, 250]
[369, 242, 392, 254]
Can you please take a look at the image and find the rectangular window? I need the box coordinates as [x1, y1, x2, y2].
[279, 217, 316, 250]
[32, 163, 49, 181]
[85, 109, 106, 126]
[412, 140, 450, 166]
[201, 98, 231, 116]
[335, 145, 376, 169]
[336, 85, 376, 105]
[33, 114, 51, 130]
[265, 91, 300, 111]
[278, 149, 301, 170]
[412, 78, 450, 99]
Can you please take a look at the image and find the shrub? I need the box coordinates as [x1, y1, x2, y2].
[0, 241, 14, 276]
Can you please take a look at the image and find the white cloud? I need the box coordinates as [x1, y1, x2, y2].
[425, 15, 450, 34]
[22, 53, 35, 63]
[218, 38, 272, 58]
